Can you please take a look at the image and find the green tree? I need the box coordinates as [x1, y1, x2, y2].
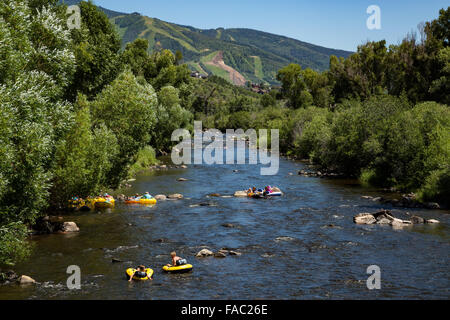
[91, 70, 158, 187]
[121, 38, 152, 78]
[51, 95, 118, 207]
[153, 86, 193, 152]
[66, 0, 122, 100]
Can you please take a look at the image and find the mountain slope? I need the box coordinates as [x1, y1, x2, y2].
[62, 1, 352, 85]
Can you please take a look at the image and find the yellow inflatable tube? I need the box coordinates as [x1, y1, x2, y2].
[94, 197, 115, 208]
[162, 264, 193, 274]
[126, 268, 154, 281]
[125, 198, 157, 205]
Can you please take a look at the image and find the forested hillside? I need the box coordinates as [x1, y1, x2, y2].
[62, 0, 352, 85]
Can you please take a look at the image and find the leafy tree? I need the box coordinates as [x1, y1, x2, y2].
[51, 95, 118, 207]
[91, 70, 158, 187]
[121, 38, 152, 78]
[66, 0, 122, 100]
[175, 50, 183, 65]
[0, 0, 75, 265]
[153, 86, 193, 152]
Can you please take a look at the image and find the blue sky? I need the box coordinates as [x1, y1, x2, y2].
[92, 0, 448, 51]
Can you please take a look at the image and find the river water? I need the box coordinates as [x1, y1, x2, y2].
[0, 146, 449, 300]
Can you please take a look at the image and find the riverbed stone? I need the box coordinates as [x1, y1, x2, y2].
[228, 251, 242, 256]
[214, 252, 227, 258]
[62, 222, 79, 233]
[353, 213, 376, 225]
[18, 275, 35, 285]
[410, 216, 425, 224]
[376, 218, 392, 225]
[177, 178, 188, 182]
[196, 249, 214, 257]
[425, 202, 440, 209]
[154, 194, 167, 201]
[426, 219, 440, 224]
[274, 236, 296, 242]
[167, 194, 183, 199]
[391, 218, 412, 227]
[234, 190, 248, 197]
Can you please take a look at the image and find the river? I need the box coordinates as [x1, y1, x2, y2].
[0, 146, 449, 300]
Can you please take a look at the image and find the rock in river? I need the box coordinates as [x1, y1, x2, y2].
[274, 236, 296, 242]
[167, 194, 183, 199]
[410, 216, 426, 224]
[62, 222, 80, 233]
[177, 178, 188, 182]
[18, 275, 35, 285]
[354, 213, 377, 225]
[354, 210, 436, 227]
[154, 194, 167, 201]
[234, 191, 248, 197]
[214, 252, 227, 258]
[196, 249, 214, 257]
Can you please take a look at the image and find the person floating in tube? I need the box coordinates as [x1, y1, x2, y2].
[166, 251, 187, 267]
[128, 265, 152, 281]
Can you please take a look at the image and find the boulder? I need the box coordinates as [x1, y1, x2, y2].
[214, 252, 227, 258]
[426, 219, 440, 224]
[196, 249, 214, 257]
[116, 194, 126, 201]
[391, 218, 412, 227]
[62, 222, 79, 233]
[154, 194, 167, 201]
[353, 213, 376, 225]
[410, 216, 425, 224]
[167, 194, 183, 200]
[425, 202, 440, 209]
[177, 178, 188, 182]
[373, 210, 395, 221]
[376, 218, 392, 225]
[209, 193, 221, 197]
[181, 165, 188, 169]
[234, 191, 248, 197]
[18, 275, 35, 285]
[228, 251, 242, 256]
[0, 270, 18, 283]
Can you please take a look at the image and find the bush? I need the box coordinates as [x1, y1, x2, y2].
[128, 146, 159, 177]
[0, 222, 32, 266]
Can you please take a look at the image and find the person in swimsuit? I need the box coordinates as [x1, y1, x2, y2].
[128, 265, 151, 281]
[166, 251, 187, 267]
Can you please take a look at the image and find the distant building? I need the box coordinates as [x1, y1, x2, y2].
[191, 71, 208, 79]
